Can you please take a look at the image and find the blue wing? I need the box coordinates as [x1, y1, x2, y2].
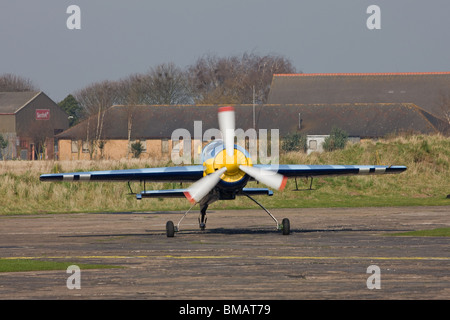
[254, 164, 407, 177]
[39, 165, 205, 182]
[40, 164, 407, 182]
[40, 164, 407, 202]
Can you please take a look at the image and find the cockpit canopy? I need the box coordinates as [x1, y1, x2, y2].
[201, 140, 225, 164]
[201, 139, 251, 165]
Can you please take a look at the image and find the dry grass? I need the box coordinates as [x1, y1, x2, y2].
[0, 134, 449, 215]
[0, 158, 169, 175]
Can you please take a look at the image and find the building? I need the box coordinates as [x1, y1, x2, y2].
[267, 72, 450, 120]
[0, 91, 69, 160]
[55, 103, 447, 161]
[266, 72, 450, 153]
[57, 104, 262, 161]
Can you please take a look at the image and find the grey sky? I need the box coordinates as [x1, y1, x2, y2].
[1, 0, 449, 102]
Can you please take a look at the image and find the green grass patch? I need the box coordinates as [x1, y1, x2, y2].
[0, 259, 121, 273]
[389, 227, 450, 237]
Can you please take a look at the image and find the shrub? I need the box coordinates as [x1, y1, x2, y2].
[323, 127, 348, 152]
[0, 134, 8, 160]
[131, 141, 144, 158]
[282, 132, 307, 152]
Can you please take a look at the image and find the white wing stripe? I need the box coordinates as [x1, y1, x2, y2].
[359, 168, 370, 174]
[80, 174, 91, 181]
[375, 167, 386, 174]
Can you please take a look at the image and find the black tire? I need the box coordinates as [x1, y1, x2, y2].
[282, 218, 290, 235]
[166, 221, 175, 237]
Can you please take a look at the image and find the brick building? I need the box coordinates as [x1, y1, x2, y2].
[0, 91, 69, 160]
[55, 103, 447, 161]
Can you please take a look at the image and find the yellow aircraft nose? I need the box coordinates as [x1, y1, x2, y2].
[203, 148, 252, 183]
[218, 150, 240, 174]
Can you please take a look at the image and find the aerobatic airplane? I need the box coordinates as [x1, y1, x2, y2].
[40, 106, 407, 237]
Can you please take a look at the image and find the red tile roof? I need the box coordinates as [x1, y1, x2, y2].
[274, 72, 450, 77]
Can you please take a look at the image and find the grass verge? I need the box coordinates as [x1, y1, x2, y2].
[388, 227, 450, 237]
[0, 258, 121, 273]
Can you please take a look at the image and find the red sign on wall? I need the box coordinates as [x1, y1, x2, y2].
[36, 109, 50, 120]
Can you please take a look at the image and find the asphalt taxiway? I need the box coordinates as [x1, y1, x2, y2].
[0, 206, 449, 299]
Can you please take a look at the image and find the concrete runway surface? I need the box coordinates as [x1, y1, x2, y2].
[0, 206, 449, 299]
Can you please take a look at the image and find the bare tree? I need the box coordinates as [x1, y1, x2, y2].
[74, 80, 120, 159]
[115, 64, 192, 106]
[121, 78, 141, 156]
[147, 63, 192, 105]
[247, 53, 298, 104]
[188, 52, 297, 104]
[188, 54, 241, 104]
[116, 73, 153, 105]
[0, 73, 38, 92]
[68, 53, 297, 158]
[74, 80, 120, 117]
[26, 120, 52, 159]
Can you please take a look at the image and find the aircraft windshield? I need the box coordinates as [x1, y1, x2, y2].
[201, 140, 224, 163]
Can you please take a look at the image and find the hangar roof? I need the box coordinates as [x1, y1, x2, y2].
[56, 103, 448, 140]
[267, 72, 450, 119]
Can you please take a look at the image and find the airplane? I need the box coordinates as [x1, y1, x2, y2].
[40, 106, 407, 237]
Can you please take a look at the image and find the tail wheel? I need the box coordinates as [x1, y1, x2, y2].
[282, 218, 290, 235]
[166, 221, 175, 237]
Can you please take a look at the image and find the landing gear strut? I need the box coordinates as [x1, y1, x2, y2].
[166, 197, 291, 237]
[166, 201, 196, 237]
[166, 203, 209, 237]
[198, 204, 208, 231]
[243, 193, 290, 235]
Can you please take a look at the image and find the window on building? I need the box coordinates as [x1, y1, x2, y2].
[71, 140, 79, 153]
[82, 141, 89, 153]
[309, 140, 317, 150]
[161, 139, 169, 155]
[19, 139, 28, 149]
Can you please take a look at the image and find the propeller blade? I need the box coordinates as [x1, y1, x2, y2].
[184, 167, 227, 204]
[218, 106, 235, 157]
[239, 165, 287, 191]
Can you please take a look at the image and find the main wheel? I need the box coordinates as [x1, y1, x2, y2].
[166, 220, 175, 237]
[282, 218, 290, 235]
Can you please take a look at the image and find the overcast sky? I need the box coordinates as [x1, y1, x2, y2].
[1, 0, 449, 101]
